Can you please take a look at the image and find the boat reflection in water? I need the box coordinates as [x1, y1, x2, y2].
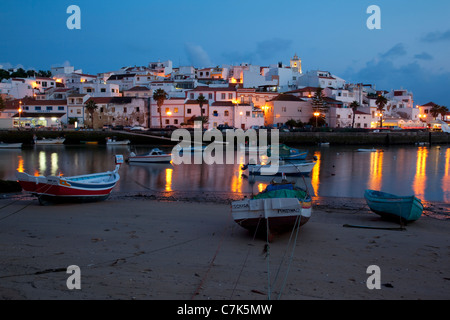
[368, 150, 384, 191]
[413, 147, 428, 200]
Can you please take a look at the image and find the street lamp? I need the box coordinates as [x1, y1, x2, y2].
[313, 112, 320, 127]
[377, 112, 383, 128]
[18, 100, 22, 128]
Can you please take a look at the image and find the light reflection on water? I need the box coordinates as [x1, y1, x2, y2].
[0, 144, 449, 203]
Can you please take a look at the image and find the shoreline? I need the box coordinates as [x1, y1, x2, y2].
[0, 192, 449, 300]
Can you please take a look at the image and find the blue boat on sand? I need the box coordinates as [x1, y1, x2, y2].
[364, 189, 423, 223]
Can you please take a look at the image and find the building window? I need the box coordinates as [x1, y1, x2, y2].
[174, 108, 178, 113]
[58, 106, 64, 111]
[187, 108, 191, 114]
[174, 119, 178, 124]
[282, 107, 286, 112]
[221, 93, 226, 99]
[224, 110, 229, 116]
[165, 119, 170, 124]
[124, 107, 127, 113]
[101, 88, 106, 92]
[46, 106, 53, 111]
[208, 93, 212, 99]
[228, 93, 233, 99]
[246, 111, 250, 116]
[190, 93, 194, 99]
[136, 107, 140, 112]
[213, 110, 218, 116]
[165, 108, 170, 113]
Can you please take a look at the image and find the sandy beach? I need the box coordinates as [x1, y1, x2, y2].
[0, 192, 449, 300]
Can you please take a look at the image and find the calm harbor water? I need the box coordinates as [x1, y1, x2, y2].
[1, 143, 449, 205]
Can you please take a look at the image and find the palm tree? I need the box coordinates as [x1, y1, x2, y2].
[439, 105, 449, 120]
[85, 99, 98, 129]
[196, 94, 208, 130]
[375, 95, 388, 128]
[350, 101, 360, 128]
[430, 104, 441, 120]
[153, 89, 168, 129]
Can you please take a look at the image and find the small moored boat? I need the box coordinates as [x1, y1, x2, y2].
[128, 148, 172, 163]
[241, 160, 316, 176]
[106, 137, 130, 145]
[0, 142, 22, 149]
[267, 144, 308, 160]
[364, 189, 423, 223]
[357, 148, 381, 152]
[16, 155, 124, 205]
[34, 137, 65, 145]
[231, 179, 312, 240]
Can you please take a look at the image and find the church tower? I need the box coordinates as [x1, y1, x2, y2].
[290, 53, 302, 74]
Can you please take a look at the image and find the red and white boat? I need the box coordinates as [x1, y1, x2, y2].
[16, 155, 124, 205]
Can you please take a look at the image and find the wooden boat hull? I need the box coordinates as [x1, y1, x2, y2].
[231, 189, 312, 239]
[244, 161, 316, 176]
[16, 155, 123, 204]
[364, 189, 423, 222]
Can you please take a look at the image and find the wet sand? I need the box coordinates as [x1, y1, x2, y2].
[0, 193, 449, 300]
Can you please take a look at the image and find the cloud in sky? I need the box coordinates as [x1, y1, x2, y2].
[421, 29, 450, 43]
[414, 52, 433, 61]
[222, 37, 292, 65]
[343, 44, 450, 106]
[184, 43, 213, 68]
[379, 43, 407, 60]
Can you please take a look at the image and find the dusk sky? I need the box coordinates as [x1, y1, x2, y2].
[1, 0, 449, 106]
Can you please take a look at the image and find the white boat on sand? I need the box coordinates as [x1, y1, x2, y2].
[231, 180, 312, 241]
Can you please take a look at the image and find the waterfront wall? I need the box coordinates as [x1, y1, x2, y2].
[279, 131, 450, 146]
[0, 129, 448, 146]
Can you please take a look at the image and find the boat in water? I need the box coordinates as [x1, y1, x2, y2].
[267, 144, 308, 160]
[357, 148, 382, 152]
[231, 179, 312, 240]
[106, 137, 130, 145]
[128, 148, 171, 163]
[34, 137, 65, 145]
[16, 155, 123, 205]
[364, 189, 423, 223]
[0, 142, 22, 149]
[173, 145, 206, 153]
[241, 160, 316, 176]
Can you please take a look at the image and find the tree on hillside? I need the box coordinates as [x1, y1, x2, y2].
[350, 101, 360, 129]
[375, 95, 388, 128]
[196, 94, 208, 130]
[312, 87, 327, 113]
[85, 100, 98, 129]
[153, 88, 168, 129]
[0, 96, 5, 112]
